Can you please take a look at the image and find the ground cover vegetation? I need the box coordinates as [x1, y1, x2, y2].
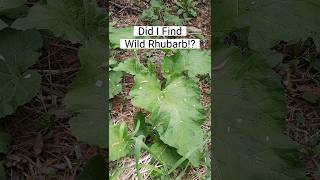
[213, 0, 320, 179]
[0, 0, 108, 179]
[109, 0, 211, 179]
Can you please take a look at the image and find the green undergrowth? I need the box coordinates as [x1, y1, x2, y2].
[0, 0, 108, 178]
[213, 0, 320, 179]
[108, 25, 211, 180]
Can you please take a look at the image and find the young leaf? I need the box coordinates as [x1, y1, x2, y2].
[64, 37, 107, 147]
[0, 0, 25, 12]
[109, 123, 132, 161]
[235, 0, 320, 53]
[109, 58, 118, 68]
[79, 155, 107, 180]
[113, 59, 147, 76]
[150, 0, 164, 9]
[12, 0, 107, 43]
[213, 44, 306, 179]
[188, 9, 197, 17]
[0, 20, 6, 30]
[109, 71, 122, 99]
[161, 50, 211, 80]
[141, 9, 158, 20]
[164, 14, 184, 26]
[109, 26, 134, 49]
[150, 140, 181, 168]
[0, 29, 42, 119]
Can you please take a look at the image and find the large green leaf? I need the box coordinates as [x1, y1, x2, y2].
[109, 26, 134, 49]
[161, 50, 211, 80]
[122, 60, 205, 166]
[113, 58, 148, 76]
[213, 42, 305, 179]
[79, 155, 107, 180]
[109, 123, 132, 161]
[0, 0, 25, 12]
[109, 71, 122, 99]
[65, 37, 107, 147]
[0, 29, 42, 118]
[149, 140, 181, 168]
[0, 19, 6, 30]
[12, 0, 107, 43]
[235, 0, 320, 53]
[212, 0, 241, 31]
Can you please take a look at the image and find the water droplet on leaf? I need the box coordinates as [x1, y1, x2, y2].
[95, 80, 103, 87]
[23, 74, 31, 79]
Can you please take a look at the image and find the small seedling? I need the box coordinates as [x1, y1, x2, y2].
[176, 0, 197, 19]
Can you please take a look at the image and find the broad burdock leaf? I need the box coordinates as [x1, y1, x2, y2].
[64, 37, 107, 147]
[109, 71, 122, 99]
[123, 59, 205, 166]
[0, 29, 42, 119]
[130, 72, 161, 112]
[12, 0, 107, 44]
[212, 0, 250, 31]
[0, 19, 6, 30]
[109, 58, 117, 69]
[164, 14, 184, 26]
[161, 50, 211, 80]
[0, 0, 25, 12]
[213, 42, 305, 179]
[234, 0, 320, 54]
[150, 140, 181, 168]
[109, 26, 134, 49]
[109, 123, 132, 161]
[113, 58, 148, 76]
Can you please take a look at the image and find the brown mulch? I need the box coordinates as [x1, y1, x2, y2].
[1, 1, 110, 179]
[3, 39, 103, 179]
[274, 39, 320, 180]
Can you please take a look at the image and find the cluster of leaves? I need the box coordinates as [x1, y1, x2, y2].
[213, 0, 320, 179]
[176, 0, 197, 19]
[108, 23, 210, 178]
[0, 0, 108, 178]
[141, 0, 184, 25]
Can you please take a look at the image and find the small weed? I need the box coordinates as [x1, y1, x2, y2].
[176, 0, 198, 19]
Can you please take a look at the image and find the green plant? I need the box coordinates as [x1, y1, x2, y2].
[176, 0, 197, 19]
[141, 0, 165, 21]
[108, 16, 211, 176]
[12, 0, 107, 44]
[0, 0, 111, 178]
[0, 29, 42, 118]
[109, 49, 210, 175]
[141, 0, 185, 25]
[213, 0, 320, 179]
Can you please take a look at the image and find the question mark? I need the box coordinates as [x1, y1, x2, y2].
[191, 40, 195, 48]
